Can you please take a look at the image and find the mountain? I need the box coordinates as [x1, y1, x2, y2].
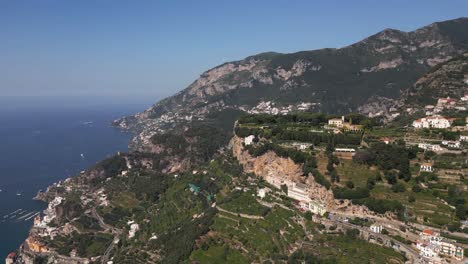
[403, 52, 468, 106]
[115, 17, 468, 149]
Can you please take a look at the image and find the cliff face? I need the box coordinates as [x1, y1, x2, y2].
[231, 136, 303, 181]
[115, 18, 468, 150]
[230, 136, 374, 217]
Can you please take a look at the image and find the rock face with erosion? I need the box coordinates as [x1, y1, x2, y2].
[230, 136, 374, 216]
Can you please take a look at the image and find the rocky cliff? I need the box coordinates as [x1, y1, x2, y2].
[230, 136, 374, 217]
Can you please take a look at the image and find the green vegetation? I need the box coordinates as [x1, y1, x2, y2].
[337, 160, 379, 188]
[73, 215, 102, 232]
[48, 232, 113, 258]
[234, 112, 465, 226]
[191, 245, 249, 264]
[219, 190, 270, 216]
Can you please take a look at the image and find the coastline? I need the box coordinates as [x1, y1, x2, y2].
[0, 99, 146, 263]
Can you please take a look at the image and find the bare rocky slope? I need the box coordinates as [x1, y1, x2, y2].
[115, 18, 468, 149]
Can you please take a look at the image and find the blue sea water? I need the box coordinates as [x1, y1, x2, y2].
[0, 96, 156, 258]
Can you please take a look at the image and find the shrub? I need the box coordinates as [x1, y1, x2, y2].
[391, 183, 406, 193]
[412, 185, 422, 193]
[345, 181, 355, 189]
[333, 187, 370, 199]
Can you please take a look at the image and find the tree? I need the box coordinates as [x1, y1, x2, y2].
[352, 150, 375, 164]
[424, 150, 437, 160]
[253, 136, 259, 143]
[330, 170, 338, 183]
[456, 204, 466, 220]
[391, 183, 406, 193]
[375, 172, 382, 182]
[408, 194, 416, 203]
[333, 187, 369, 199]
[448, 222, 461, 232]
[346, 181, 355, 189]
[326, 142, 334, 155]
[326, 159, 335, 172]
[384, 171, 397, 185]
[366, 177, 376, 190]
[414, 175, 425, 183]
[280, 184, 288, 194]
[452, 118, 466, 126]
[345, 228, 360, 239]
[412, 185, 422, 193]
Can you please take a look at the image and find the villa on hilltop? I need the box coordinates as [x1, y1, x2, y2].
[328, 116, 362, 132]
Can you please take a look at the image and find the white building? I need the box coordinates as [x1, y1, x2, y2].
[420, 163, 433, 172]
[413, 115, 453, 129]
[416, 242, 438, 258]
[418, 143, 442, 152]
[291, 142, 312, 150]
[440, 240, 464, 260]
[244, 135, 256, 146]
[334, 148, 356, 153]
[287, 183, 310, 202]
[128, 222, 139, 239]
[257, 188, 269, 199]
[370, 224, 382, 233]
[328, 116, 344, 127]
[442, 140, 461, 148]
[460, 135, 468, 141]
[308, 200, 326, 216]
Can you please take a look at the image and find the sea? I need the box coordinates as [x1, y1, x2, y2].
[0, 96, 157, 258]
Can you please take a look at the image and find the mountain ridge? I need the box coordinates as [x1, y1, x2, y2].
[115, 17, 468, 149]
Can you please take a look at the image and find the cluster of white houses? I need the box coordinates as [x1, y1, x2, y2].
[412, 115, 454, 129]
[416, 229, 464, 261]
[264, 174, 327, 216]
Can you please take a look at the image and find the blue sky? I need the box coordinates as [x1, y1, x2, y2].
[0, 0, 467, 97]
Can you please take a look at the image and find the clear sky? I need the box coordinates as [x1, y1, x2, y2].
[1, 0, 467, 97]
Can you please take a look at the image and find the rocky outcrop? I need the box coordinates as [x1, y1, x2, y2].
[230, 136, 374, 216]
[232, 136, 302, 181]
